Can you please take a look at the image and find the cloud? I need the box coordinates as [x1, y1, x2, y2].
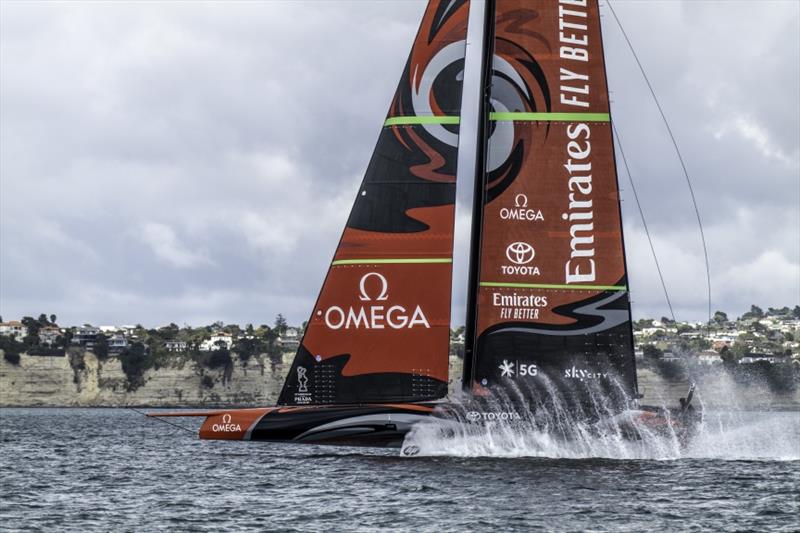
[139, 222, 210, 269]
[0, 0, 797, 327]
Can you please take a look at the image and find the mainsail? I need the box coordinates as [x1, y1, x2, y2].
[464, 0, 637, 407]
[278, 0, 470, 406]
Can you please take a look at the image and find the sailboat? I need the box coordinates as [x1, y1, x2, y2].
[151, 0, 697, 446]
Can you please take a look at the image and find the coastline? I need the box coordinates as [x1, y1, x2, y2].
[2, 351, 798, 409]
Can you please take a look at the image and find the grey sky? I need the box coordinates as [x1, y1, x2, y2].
[1, 0, 798, 328]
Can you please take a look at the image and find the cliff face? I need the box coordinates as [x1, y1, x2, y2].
[0, 351, 292, 407]
[1, 352, 796, 408]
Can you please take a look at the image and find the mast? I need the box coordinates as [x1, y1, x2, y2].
[462, 0, 496, 392]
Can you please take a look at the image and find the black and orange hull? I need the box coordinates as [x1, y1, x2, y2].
[150, 401, 698, 448]
[150, 403, 437, 447]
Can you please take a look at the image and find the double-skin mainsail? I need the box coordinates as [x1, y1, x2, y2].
[463, 0, 638, 409]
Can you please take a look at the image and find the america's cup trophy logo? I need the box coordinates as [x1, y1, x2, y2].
[297, 366, 308, 393]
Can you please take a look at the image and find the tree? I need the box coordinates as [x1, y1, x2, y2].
[0, 335, 23, 364]
[274, 314, 288, 336]
[49, 314, 57, 325]
[712, 311, 728, 324]
[794, 305, 800, 319]
[742, 305, 764, 320]
[93, 334, 109, 360]
[234, 337, 257, 366]
[119, 342, 152, 391]
[21, 316, 40, 336]
[206, 348, 232, 370]
[642, 344, 662, 359]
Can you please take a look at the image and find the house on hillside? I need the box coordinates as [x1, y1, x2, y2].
[277, 328, 300, 350]
[38, 326, 62, 346]
[199, 333, 233, 351]
[697, 350, 723, 365]
[0, 321, 28, 342]
[164, 340, 188, 352]
[71, 326, 100, 350]
[739, 354, 777, 364]
[108, 333, 129, 354]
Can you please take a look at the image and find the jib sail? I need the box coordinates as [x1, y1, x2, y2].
[278, 0, 470, 406]
[464, 0, 637, 407]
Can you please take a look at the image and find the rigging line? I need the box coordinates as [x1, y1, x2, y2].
[127, 406, 195, 434]
[612, 123, 676, 323]
[606, 0, 712, 329]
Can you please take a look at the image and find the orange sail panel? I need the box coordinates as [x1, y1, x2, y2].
[467, 0, 637, 404]
[278, 0, 470, 406]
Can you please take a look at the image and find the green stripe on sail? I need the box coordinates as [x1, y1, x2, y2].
[332, 258, 453, 266]
[384, 116, 460, 126]
[489, 112, 610, 122]
[480, 281, 627, 291]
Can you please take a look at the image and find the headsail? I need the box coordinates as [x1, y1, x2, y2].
[278, 0, 470, 406]
[464, 0, 637, 408]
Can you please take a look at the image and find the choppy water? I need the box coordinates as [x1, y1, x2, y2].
[1, 408, 798, 532]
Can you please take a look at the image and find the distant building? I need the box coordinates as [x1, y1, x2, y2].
[38, 326, 62, 347]
[72, 326, 100, 350]
[164, 340, 188, 352]
[712, 340, 730, 352]
[0, 321, 28, 342]
[199, 333, 233, 352]
[661, 351, 681, 362]
[108, 333, 129, 354]
[697, 351, 722, 365]
[739, 354, 778, 364]
[277, 328, 300, 350]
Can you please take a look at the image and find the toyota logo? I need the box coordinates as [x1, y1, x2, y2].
[465, 411, 482, 422]
[505, 242, 535, 265]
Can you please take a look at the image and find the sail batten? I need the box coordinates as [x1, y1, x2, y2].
[490, 111, 610, 122]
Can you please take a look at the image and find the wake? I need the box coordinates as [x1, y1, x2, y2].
[401, 376, 800, 461]
[402, 408, 799, 461]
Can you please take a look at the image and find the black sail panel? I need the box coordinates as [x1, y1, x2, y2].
[278, 0, 470, 406]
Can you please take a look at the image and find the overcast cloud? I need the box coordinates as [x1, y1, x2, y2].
[1, 0, 798, 328]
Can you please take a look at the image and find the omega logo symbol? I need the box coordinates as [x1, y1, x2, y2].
[358, 272, 389, 301]
[514, 194, 528, 208]
[506, 242, 536, 265]
[222, 413, 231, 424]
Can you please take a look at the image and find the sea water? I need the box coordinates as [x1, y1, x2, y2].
[1, 407, 798, 531]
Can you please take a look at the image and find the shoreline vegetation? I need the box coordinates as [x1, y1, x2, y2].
[1, 306, 799, 407]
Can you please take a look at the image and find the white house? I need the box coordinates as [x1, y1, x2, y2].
[71, 326, 100, 349]
[697, 351, 723, 365]
[164, 340, 188, 352]
[277, 328, 300, 350]
[739, 355, 777, 364]
[199, 333, 233, 351]
[108, 333, 129, 353]
[38, 326, 61, 346]
[0, 321, 28, 341]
